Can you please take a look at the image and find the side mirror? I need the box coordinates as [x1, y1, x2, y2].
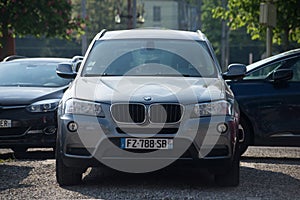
[56, 63, 77, 79]
[272, 69, 293, 82]
[222, 64, 247, 80]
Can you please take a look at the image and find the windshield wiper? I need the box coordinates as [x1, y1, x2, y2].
[83, 73, 121, 77]
[101, 73, 121, 76]
[150, 74, 201, 77]
[83, 73, 202, 77]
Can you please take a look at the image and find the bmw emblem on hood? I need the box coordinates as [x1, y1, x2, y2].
[143, 96, 152, 101]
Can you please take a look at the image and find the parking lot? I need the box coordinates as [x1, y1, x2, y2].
[1, 1, 299, 199]
[0, 147, 299, 199]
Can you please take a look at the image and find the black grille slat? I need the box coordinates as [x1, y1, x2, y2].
[111, 103, 182, 124]
[150, 104, 182, 123]
[111, 104, 145, 123]
[134, 104, 144, 123]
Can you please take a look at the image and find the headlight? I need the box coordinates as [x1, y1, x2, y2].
[65, 99, 104, 117]
[193, 100, 232, 117]
[26, 99, 60, 112]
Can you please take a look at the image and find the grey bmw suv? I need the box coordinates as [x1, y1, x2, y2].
[56, 29, 245, 186]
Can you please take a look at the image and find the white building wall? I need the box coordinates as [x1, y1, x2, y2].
[142, 0, 179, 29]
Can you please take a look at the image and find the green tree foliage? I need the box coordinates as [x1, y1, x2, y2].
[193, 0, 265, 64]
[212, 0, 300, 51]
[0, 0, 85, 58]
[201, 0, 223, 56]
[72, 0, 116, 42]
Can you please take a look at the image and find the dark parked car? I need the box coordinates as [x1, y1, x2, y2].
[0, 57, 74, 155]
[227, 48, 300, 154]
[56, 29, 245, 186]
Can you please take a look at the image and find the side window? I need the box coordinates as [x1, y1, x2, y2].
[244, 56, 300, 81]
[289, 58, 300, 81]
[244, 61, 281, 80]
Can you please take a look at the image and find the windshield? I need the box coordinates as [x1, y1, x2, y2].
[0, 61, 72, 87]
[82, 39, 218, 77]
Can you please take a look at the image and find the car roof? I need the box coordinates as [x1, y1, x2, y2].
[247, 48, 300, 72]
[98, 28, 208, 41]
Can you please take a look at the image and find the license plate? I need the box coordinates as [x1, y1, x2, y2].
[0, 119, 12, 128]
[121, 138, 173, 150]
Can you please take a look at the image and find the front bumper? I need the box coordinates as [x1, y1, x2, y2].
[58, 113, 239, 170]
[0, 108, 57, 148]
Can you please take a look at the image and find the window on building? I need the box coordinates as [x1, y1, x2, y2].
[153, 6, 161, 22]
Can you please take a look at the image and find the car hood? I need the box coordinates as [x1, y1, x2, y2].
[0, 86, 67, 106]
[71, 77, 226, 104]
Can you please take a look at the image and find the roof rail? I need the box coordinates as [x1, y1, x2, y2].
[196, 30, 207, 41]
[3, 55, 26, 62]
[95, 29, 107, 40]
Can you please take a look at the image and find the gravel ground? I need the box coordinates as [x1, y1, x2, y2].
[0, 147, 299, 200]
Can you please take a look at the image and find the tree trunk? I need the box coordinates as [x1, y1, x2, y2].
[281, 28, 290, 52]
[0, 21, 9, 59]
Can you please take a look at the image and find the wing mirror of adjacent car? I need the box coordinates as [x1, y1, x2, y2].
[271, 69, 293, 82]
[222, 64, 247, 80]
[72, 55, 84, 63]
[71, 55, 83, 72]
[56, 63, 77, 79]
[73, 60, 82, 72]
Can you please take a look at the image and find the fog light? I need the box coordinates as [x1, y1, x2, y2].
[68, 122, 78, 132]
[217, 123, 228, 133]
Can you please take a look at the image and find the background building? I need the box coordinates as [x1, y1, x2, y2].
[142, 0, 200, 30]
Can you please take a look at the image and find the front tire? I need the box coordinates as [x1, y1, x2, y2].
[55, 144, 83, 186]
[12, 147, 28, 158]
[215, 144, 240, 187]
[239, 117, 252, 155]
